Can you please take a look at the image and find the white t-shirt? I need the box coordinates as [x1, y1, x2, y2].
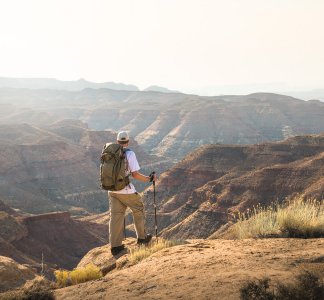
[112, 149, 140, 194]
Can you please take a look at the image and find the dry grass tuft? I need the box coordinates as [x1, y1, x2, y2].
[129, 239, 184, 264]
[233, 196, 324, 239]
[54, 264, 102, 287]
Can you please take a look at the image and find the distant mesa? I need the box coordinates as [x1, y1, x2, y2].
[143, 85, 180, 93]
[0, 77, 139, 92]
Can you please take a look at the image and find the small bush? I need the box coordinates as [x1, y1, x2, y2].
[0, 276, 54, 300]
[129, 239, 184, 264]
[240, 271, 324, 300]
[54, 264, 102, 287]
[21, 276, 54, 300]
[240, 278, 274, 300]
[276, 272, 324, 300]
[0, 287, 54, 300]
[233, 196, 324, 239]
[54, 269, 70, 287]
[20, 286, 54, 300]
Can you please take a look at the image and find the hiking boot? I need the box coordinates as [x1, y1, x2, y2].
[137, 234, 152, 245]
[111, 245, 126, 256]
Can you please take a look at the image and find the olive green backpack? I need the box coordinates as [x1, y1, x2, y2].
[100, 143, 130, 191]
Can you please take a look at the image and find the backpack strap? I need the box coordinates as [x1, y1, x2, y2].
[123, 148, 131, 179]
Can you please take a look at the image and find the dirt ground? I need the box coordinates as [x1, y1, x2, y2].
[55, 238, 324, 300]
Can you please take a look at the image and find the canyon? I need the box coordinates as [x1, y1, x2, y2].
[142, 134, 324, 239]
[0, 86, 323, 296]
[0, 121, 160, 215]
[1, 133, 322, 273]
[0, 88, 323, 161]
[0, 199, 105, 274]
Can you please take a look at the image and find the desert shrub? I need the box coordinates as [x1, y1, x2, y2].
[129, 239, 184, 264]
[54, 264, 102, 287]
[0, 287, 54, 300]
[20, 285, 55, 300]
[240, 278, 275, 300]
[54, 269, 70, 287]
[233, 196, 324, 239]
[240, 271, 324, 300]
[0, 276, 54, 300]
[276, 271, 324, 300]
[21, 276, 54, 300]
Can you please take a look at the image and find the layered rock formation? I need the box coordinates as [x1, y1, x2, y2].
[0, 121, 159, 214]
[0, 123, 101, 214]
[0, 205, 106, 271]
[142, 134, 324, 239]
[1, 88, 324, 160]
[0, 200, 30, 263]
[12, 212, 105, 269]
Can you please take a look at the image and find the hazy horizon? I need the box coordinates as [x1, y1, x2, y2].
[1, 76, 324, 101]
[1, 0, 324, 96]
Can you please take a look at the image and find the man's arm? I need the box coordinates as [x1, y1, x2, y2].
[131, 171, 157, 183]
[127, 151, 157, 182]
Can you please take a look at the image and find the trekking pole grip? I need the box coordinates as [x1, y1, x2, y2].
[149, 171, 156, 183]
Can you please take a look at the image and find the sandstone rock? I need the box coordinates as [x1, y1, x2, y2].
[0, 256, 36, 292]
[77, 239, 135, 275]
[54, 239, 324, 300]
[77, 244, 117, 276]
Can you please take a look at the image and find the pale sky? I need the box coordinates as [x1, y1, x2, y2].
[0, 0, 324, 93]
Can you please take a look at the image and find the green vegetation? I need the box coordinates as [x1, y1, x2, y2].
[129, 239, 184, 264]
[233, 196, 324, 239]
[240, 271, 324, 300]
[54, 264, 102, 287]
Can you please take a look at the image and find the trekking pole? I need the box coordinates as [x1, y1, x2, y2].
[124, 217, 127, 240]
[152, 172, 158, 243]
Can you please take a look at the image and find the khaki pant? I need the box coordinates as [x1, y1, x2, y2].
[108, 192, 145, 248]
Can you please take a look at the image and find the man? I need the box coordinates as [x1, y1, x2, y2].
[109, 131, 157, 256]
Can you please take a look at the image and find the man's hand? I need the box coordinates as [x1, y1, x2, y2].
[149, 172, 157, 182]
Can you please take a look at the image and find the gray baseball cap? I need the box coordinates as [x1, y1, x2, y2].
[117, 131, 129, 142]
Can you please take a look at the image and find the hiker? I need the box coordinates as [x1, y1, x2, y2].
[107, 131, 157, 256]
